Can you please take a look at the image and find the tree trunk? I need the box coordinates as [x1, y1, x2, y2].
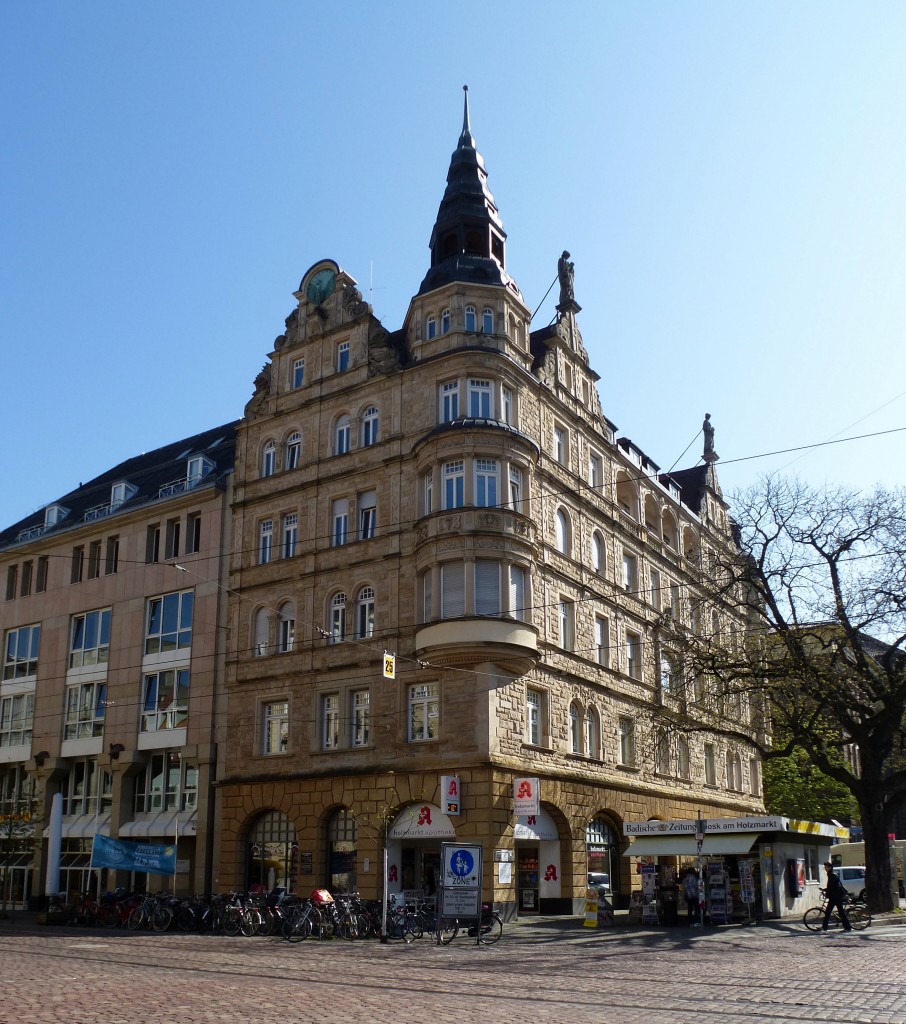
[859, 784, 895, 914]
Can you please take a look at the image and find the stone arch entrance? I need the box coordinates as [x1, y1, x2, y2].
[586, 815, 623, 907]
[245, 810, 297, 893]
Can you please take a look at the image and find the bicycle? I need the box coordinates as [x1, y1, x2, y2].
[436, 903, 503, 945]
[803, 890, 871, 932]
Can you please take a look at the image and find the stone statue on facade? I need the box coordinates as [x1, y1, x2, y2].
[702, 413, 718, 461]
[558, 250, 575, 305]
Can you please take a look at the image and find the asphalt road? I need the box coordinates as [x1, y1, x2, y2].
[1, 915, 904, 1024]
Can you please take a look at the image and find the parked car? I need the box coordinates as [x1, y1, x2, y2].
[835, 865, 866, 899]
[587, 872, 611, 894]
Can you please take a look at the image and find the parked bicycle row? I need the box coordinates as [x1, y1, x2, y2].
[48, 888, 503, 944]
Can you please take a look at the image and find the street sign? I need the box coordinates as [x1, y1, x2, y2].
[440, 775, 461, 815]
[382, 653, 396, 678]
[441, 888, 480, 918]
[441, 843, 482, 888]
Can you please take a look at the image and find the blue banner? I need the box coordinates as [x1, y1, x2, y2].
[90, 833, 176, 874]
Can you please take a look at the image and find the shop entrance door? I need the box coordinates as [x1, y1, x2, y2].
[516, 845, 539, 914]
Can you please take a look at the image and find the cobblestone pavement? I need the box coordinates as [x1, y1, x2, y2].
[1, 915, 905, 1024]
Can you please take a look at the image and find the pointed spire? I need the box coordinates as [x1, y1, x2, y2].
[460, 84, 474, 146]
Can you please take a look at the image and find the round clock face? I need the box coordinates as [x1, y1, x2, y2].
[306, 268, 337, 305]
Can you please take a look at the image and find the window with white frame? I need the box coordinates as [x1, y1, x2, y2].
[677, 736, 691, 779]
[474, 459, 498, 507]
[750, 757, 761, 797]
[63, 680, 107, 739]
[329, 593, 346, 644]
[358, 491, 376, 540]
[440, 562, 465, 618]
[584, 706, 599, 759]
[726, 750, 743, 791]
[186, 512, 201, 555]
[292, 358, 305, 389]
[262, 441, 277, 477]
[262, 700, 289, 755]
[440, 381, 459, 422]
[408, 683, 439, 741]
[443, 461, 465, 509]
[660, 654, 677, 695]
[468, 378, 492, 417]
[482, 307, 494, 334]
[595, 616, 610, 667]
[508, 465, 522, 512]
[553, 424, 568, 466]
[650, 568, 661, 610]
[618, 716, 636, 766]
[622, 551, 637, 594]
[0, 693, 34, 748]
[464, 305, 476, 332]
[352, 689, 370, 746]
[285, 432, 302, 470]
[282, 513, 298, 559]
[141, 669, 189, 732]
[440, 309, 451, 334]
[555, 509, 571, 556]
[423, 471, 433, 515]
[253, 608, 269, 657]
[591, 532, 605, 574]
[62, 757, 111, 816]
[259, 520, 273, 564]
[474, 561, 500, 616]
[509, 565, 526, 621]
[426, 315, 436, 339]
[558, 599, 574, 650]
[501, 386, 513, 424]
[322, 693, 340, 749]
[704, 743, 717, 785]
[277, 603, 295, 653]
[104, 536, 118, 575]
[361, 406, 379, 447]
[332, 499, 349, 547]
[133, 750, 194, 813]
[625, 630, 642, 679]
[589, 452, 604, 490]
[655, 728, 670, 775]
[144, 591, 193, 655]
[356, 587, 375, 639]
[525, 688, 543, 746]
[335, 415, 351, 455]
[69, 609, 111, 668]
[336, 339, 350, 372]
[570, 703, 581, 753]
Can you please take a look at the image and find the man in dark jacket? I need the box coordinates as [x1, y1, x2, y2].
[822, 862, 852, 932]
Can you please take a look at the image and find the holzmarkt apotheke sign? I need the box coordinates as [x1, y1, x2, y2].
[625, 817, 785, 835]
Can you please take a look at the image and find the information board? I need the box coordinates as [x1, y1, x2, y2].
[441, 888, 481, 918]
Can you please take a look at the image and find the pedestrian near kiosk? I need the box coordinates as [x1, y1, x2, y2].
[683, 867, 700, 926]
[822, 862, 852, 932]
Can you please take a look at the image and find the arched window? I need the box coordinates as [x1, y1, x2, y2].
[356, 587, 375, 639]
[361, 407, 379, 447]
[570, 703, 581, 754]
[584, 705, 599, 759]
[329, 593, 346, 644]
[676, 736, 690, 779]
[335, 415, 351, 455]
[661, 509, 678, 549]
[616, 471, 638, 520]
[246, 811, 296, 893]
[277, 602, 295, 653]
[253, 608, 269, 657]
[284, 432, 301, 470]
[464, 305, 476, 332]
[555, 508, 571, 556]
[655, 728, 670, 775]
[683, 527, 700, 563]
[591, 531, 605, 574]
[426, 315, 437, 340]
[327, 808, 358, 893]
[482, 307, 494, 334]
[261, 441, 276, 478]
[644, 495, 659, 534]
[440, 309, 451, 334]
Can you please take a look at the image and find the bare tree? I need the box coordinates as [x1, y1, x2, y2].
[663, 476, 906, 913]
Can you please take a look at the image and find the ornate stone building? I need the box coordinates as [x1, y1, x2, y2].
[219, 92, 764, 917]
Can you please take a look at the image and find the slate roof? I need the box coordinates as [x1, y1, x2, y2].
[0, 421, 239, 550]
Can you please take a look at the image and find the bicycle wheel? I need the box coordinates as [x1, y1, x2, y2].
[478, 914, 503, 945]
[177, 905, 198, 932]
[222, 906, 242, 937]
[257, 909, 277, 937]
[283, 910, 312, 942]
[437, 918, 459, 944]
[127, 906, 146, 931]
[335, 910, 358, 941]
[96, 903, 119, 928]
[239, 909, 258, 937]
[848, 904, 871, 930]
[803, 907, 825, 931]
[404, 913, 423, 940]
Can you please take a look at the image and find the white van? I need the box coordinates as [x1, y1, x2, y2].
[834, 865, 866, 899]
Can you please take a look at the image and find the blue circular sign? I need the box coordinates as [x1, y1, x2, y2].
[450, 849, 474, 877]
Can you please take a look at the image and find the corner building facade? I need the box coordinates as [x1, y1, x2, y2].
[220, 95, 764, 917]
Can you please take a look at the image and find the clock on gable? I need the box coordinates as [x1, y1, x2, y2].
[306, 267, 337, 306]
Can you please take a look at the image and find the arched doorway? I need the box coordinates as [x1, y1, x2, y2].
[326, 808, 357, 893]
[586, 816, 621, 905]
[246, 811, 296, 893]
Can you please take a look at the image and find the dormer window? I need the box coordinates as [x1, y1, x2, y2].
[110, 482, 137, 509]
[187, 455, 214, 487]
[44, 504, 69, 528]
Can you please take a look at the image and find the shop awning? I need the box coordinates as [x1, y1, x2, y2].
[624, 834, 758, 857]
[43, 813, 110, 840]
[118, 809, 196, 839]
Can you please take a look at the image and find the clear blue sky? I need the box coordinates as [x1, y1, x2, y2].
[3, 2, 905, 530]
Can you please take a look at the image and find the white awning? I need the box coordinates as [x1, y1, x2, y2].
[118, 809, 197, 839]
[514, 808, 559, 841]
[624, 833, 758, 857]
[43, 812, 110, 840]
[389, 803, 456, 839]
